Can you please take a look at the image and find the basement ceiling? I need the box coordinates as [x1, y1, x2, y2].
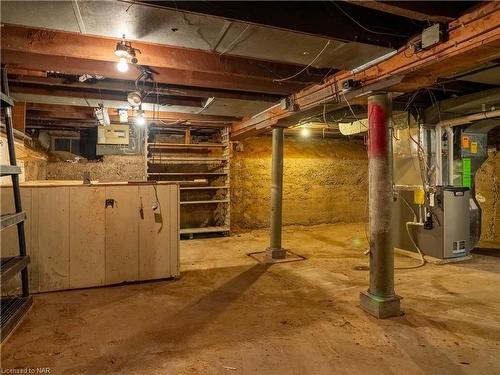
[0, 0, 393, 70]
[460, 65, 500, 86]
[10, 93, 272, 118]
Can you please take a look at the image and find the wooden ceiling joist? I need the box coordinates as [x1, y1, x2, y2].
[10, 83, 206, 108]
[8, 75, 283, 103]
[232, 2, 500, 139]
[24, 103, 240, 128]
[346, 1, 468, 23]
[1, 24, 331, 95]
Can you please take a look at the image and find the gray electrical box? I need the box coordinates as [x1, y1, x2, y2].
[421, 24, 444, 49]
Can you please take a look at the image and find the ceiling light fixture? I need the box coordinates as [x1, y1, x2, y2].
[135, 107, 146, 127]
[114, 34, 140, 73]
[127, 91, 142, 107]
[117, 57, 128, 73]
[301, 126, 311, 137]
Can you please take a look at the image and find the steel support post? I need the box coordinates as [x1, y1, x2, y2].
[266, 127, 286, 261]
[359, 92, 401, 318]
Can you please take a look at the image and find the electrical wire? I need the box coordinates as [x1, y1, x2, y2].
[395, 192, 426, 269]
[330, 1, 408, 38]
[273, 40, 331, 83]
[218, 24, 250, 56]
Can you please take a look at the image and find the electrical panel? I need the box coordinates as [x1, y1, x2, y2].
[97, 124, 130, 145]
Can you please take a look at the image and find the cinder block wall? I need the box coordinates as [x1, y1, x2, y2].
[230, 136, 368, 231]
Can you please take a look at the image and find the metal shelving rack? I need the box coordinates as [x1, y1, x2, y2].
[146, 126, 231, 237]
[0, 67, 32, 343]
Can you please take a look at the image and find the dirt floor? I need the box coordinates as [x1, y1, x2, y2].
[1, 223, 499, 374]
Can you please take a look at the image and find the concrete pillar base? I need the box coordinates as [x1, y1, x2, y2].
[359, 291, 402, 319]
[264, 247, 287, 262]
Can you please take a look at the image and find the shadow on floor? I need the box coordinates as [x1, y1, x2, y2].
[471, 247, 500, 257]
[73, 263, 272, 373]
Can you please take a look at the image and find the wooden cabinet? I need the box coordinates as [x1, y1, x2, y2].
[1, 182, 179, 293]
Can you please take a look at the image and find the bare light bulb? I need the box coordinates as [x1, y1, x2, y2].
[117, 57, 128, 73]
[301, 127, 311, 137]
[135, 114, 146, 126]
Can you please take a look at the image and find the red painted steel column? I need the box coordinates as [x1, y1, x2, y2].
[359, 92, 401, 319]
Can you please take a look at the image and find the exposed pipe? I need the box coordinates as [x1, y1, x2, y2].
[351, 50, 398, 74]
[445, 127, 454, 185]
[436, 109, 500, 128]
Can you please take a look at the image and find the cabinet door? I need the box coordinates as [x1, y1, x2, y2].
[105, 185, 139, 284]
[38, 187, 70, 292]
[69, 186, 106, 289]
[138, 185, 175, 280]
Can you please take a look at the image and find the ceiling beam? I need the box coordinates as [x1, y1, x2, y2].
[26, 103, 240, 124]
[8, 75, 283, 103]
[1, 24, 331, 95]
[137, 1, 424, 49]
[232, 2, 500, 139]
[346, 1, 471, 23]
[10, 83, 206, 108]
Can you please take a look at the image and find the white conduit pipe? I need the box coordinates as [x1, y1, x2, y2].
[434, 109, 500, 186]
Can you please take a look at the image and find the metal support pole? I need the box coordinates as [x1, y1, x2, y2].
[359, 92, 401, 319]
[266, 127, 286, 261]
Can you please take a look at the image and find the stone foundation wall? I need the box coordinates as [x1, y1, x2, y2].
[44, 155, 146, 181]
[476, 150, 500, 245]
[231, 136, 368, 231]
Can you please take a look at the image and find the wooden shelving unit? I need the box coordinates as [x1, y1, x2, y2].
[146, 126, 231, 237]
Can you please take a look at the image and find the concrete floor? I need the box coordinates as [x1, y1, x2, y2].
[2, 223, 499, 374]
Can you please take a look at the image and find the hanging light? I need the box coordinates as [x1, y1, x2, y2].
[135, 107, 146, 126]
[127, 91, 142, 107]
[117, 57, 128, 73]
[114, 35, 140, 73]
[301, 126, 311, 137]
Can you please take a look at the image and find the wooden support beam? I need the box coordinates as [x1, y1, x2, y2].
[232, 2, 500, 140]
[1, 24, 330, 95]
[8, 75, 283, 103]
[11, 101, 26, 133]
[25, 103, 239, 124]
[346, 1, 465, 23]
[10, 84, 205, 108]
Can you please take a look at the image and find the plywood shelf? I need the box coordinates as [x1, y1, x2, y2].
[148, 172, 227, 176]
[148, 143, 225, 149]
[180, 226, 229, 235]
[180, 199, 229, 205]
[180, 186, 229, 190]
[148, 157, 226, 164]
